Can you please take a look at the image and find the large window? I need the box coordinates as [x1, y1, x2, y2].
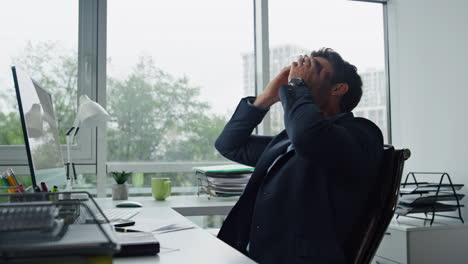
[106, 0, 254, 193]
[0, 0, 389, 196]
[268, 0, 387, 140]
[0, 0, 79, 146]
[0, 1, 99, 191]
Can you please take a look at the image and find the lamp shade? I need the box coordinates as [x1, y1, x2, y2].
[76, 95, 109, 128]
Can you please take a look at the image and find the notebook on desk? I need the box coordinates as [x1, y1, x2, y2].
[113, 231, 160, 257]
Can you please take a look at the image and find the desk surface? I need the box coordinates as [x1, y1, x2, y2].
[96, 197, 254, 264]
[95, 195, 237, 216]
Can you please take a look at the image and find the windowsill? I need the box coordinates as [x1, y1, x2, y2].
[77, 186, 198, 197]
[106, 161, 234, 173]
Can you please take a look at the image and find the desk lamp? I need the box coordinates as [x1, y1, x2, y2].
[65, 95, 109, 190]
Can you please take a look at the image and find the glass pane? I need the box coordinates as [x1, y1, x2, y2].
[107, 0, 254, 163]
[268, 0, 387, 141]
[0, 0, 78, 145]
[72, 173, 97, 192]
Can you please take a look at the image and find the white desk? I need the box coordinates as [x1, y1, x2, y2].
[96, 195, 236, 216]
[96, 197, 255, 264]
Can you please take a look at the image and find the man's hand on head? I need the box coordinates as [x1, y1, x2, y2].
[288, 55, 322, 90]
[254, 66, 290, 109]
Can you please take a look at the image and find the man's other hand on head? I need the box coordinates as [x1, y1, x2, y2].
[288, 55, 323, 90]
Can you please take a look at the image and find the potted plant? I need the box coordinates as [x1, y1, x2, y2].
[111, 171, 131, 200]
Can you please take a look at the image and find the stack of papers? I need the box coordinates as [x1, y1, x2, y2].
[396, 203, 462, 216]
[397, 182, 465, 217]
[194, 164, 254, 197]
[131, 218, 195, 234]
[400, 183, 464, 195]
[399, 193, 465, 206]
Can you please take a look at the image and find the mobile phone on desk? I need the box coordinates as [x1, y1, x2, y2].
[111, 219, 136, 227]
[114, 227, 141, 233]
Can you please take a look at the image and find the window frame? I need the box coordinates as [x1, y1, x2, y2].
[0, 0, 101, 175]
[351, 0, 391, 143]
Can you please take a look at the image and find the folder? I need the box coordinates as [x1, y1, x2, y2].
[193, 164, 254, 175]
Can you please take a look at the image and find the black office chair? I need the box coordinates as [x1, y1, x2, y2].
[352, 145, 411, 264]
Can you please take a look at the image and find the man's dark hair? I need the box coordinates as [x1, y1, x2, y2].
[311, 48, 363, 112]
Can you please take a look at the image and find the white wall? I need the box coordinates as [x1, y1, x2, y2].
[388, 0, 468, 190]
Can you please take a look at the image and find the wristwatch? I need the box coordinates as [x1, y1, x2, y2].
[288, 77, 307, 87]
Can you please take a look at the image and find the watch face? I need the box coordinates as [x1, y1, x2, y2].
[289, 77, 306, 87]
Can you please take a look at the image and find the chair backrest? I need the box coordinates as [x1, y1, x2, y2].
[353, 145, 411, 264]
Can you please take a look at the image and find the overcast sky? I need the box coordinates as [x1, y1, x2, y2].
[0, 0, 384, 115]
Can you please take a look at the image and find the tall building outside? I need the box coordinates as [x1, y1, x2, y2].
[354, 69, 387, 141]
[242, 45, 309, 134]
[242, 45, 387, 140]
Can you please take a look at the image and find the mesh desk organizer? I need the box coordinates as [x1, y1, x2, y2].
[396, 172, 465, 225]
[195, 165, 254, 199]
[0, 191, 119, 260]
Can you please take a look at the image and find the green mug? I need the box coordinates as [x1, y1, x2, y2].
[152, 177, 171, 200]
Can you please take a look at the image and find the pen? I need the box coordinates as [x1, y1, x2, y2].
[1, 176, 14, 194]
[115, 227, 141, 233]
[1, 176, 9, 187]
[40, 182, 48, 192]
[6, 175, 18, 193]
[6, 175, 17, 187]
[7, 169, 19, 186]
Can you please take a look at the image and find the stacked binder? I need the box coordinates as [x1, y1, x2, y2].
[194, 165, 254, 198]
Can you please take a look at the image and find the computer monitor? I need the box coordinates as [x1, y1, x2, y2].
[12, 66, 67, 190]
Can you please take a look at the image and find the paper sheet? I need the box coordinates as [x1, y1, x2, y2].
[131, 218, 195, 233]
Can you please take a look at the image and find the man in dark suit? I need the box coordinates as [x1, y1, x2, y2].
[215, 48, 383, 264]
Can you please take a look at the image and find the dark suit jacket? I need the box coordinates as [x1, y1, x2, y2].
[215, 85, 383, 264]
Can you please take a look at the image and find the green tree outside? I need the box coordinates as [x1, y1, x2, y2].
[0, 41, 229, 189]
[11, 41, 78, 144]
[0, 112, 24, 145]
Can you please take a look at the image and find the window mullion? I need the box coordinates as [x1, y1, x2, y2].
[79, 0, 107, 195]
[96, 0, 107, 197]
[254, 0, 271, 135]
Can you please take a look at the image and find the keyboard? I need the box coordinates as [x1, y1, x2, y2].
[102, 208, 140, 221]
